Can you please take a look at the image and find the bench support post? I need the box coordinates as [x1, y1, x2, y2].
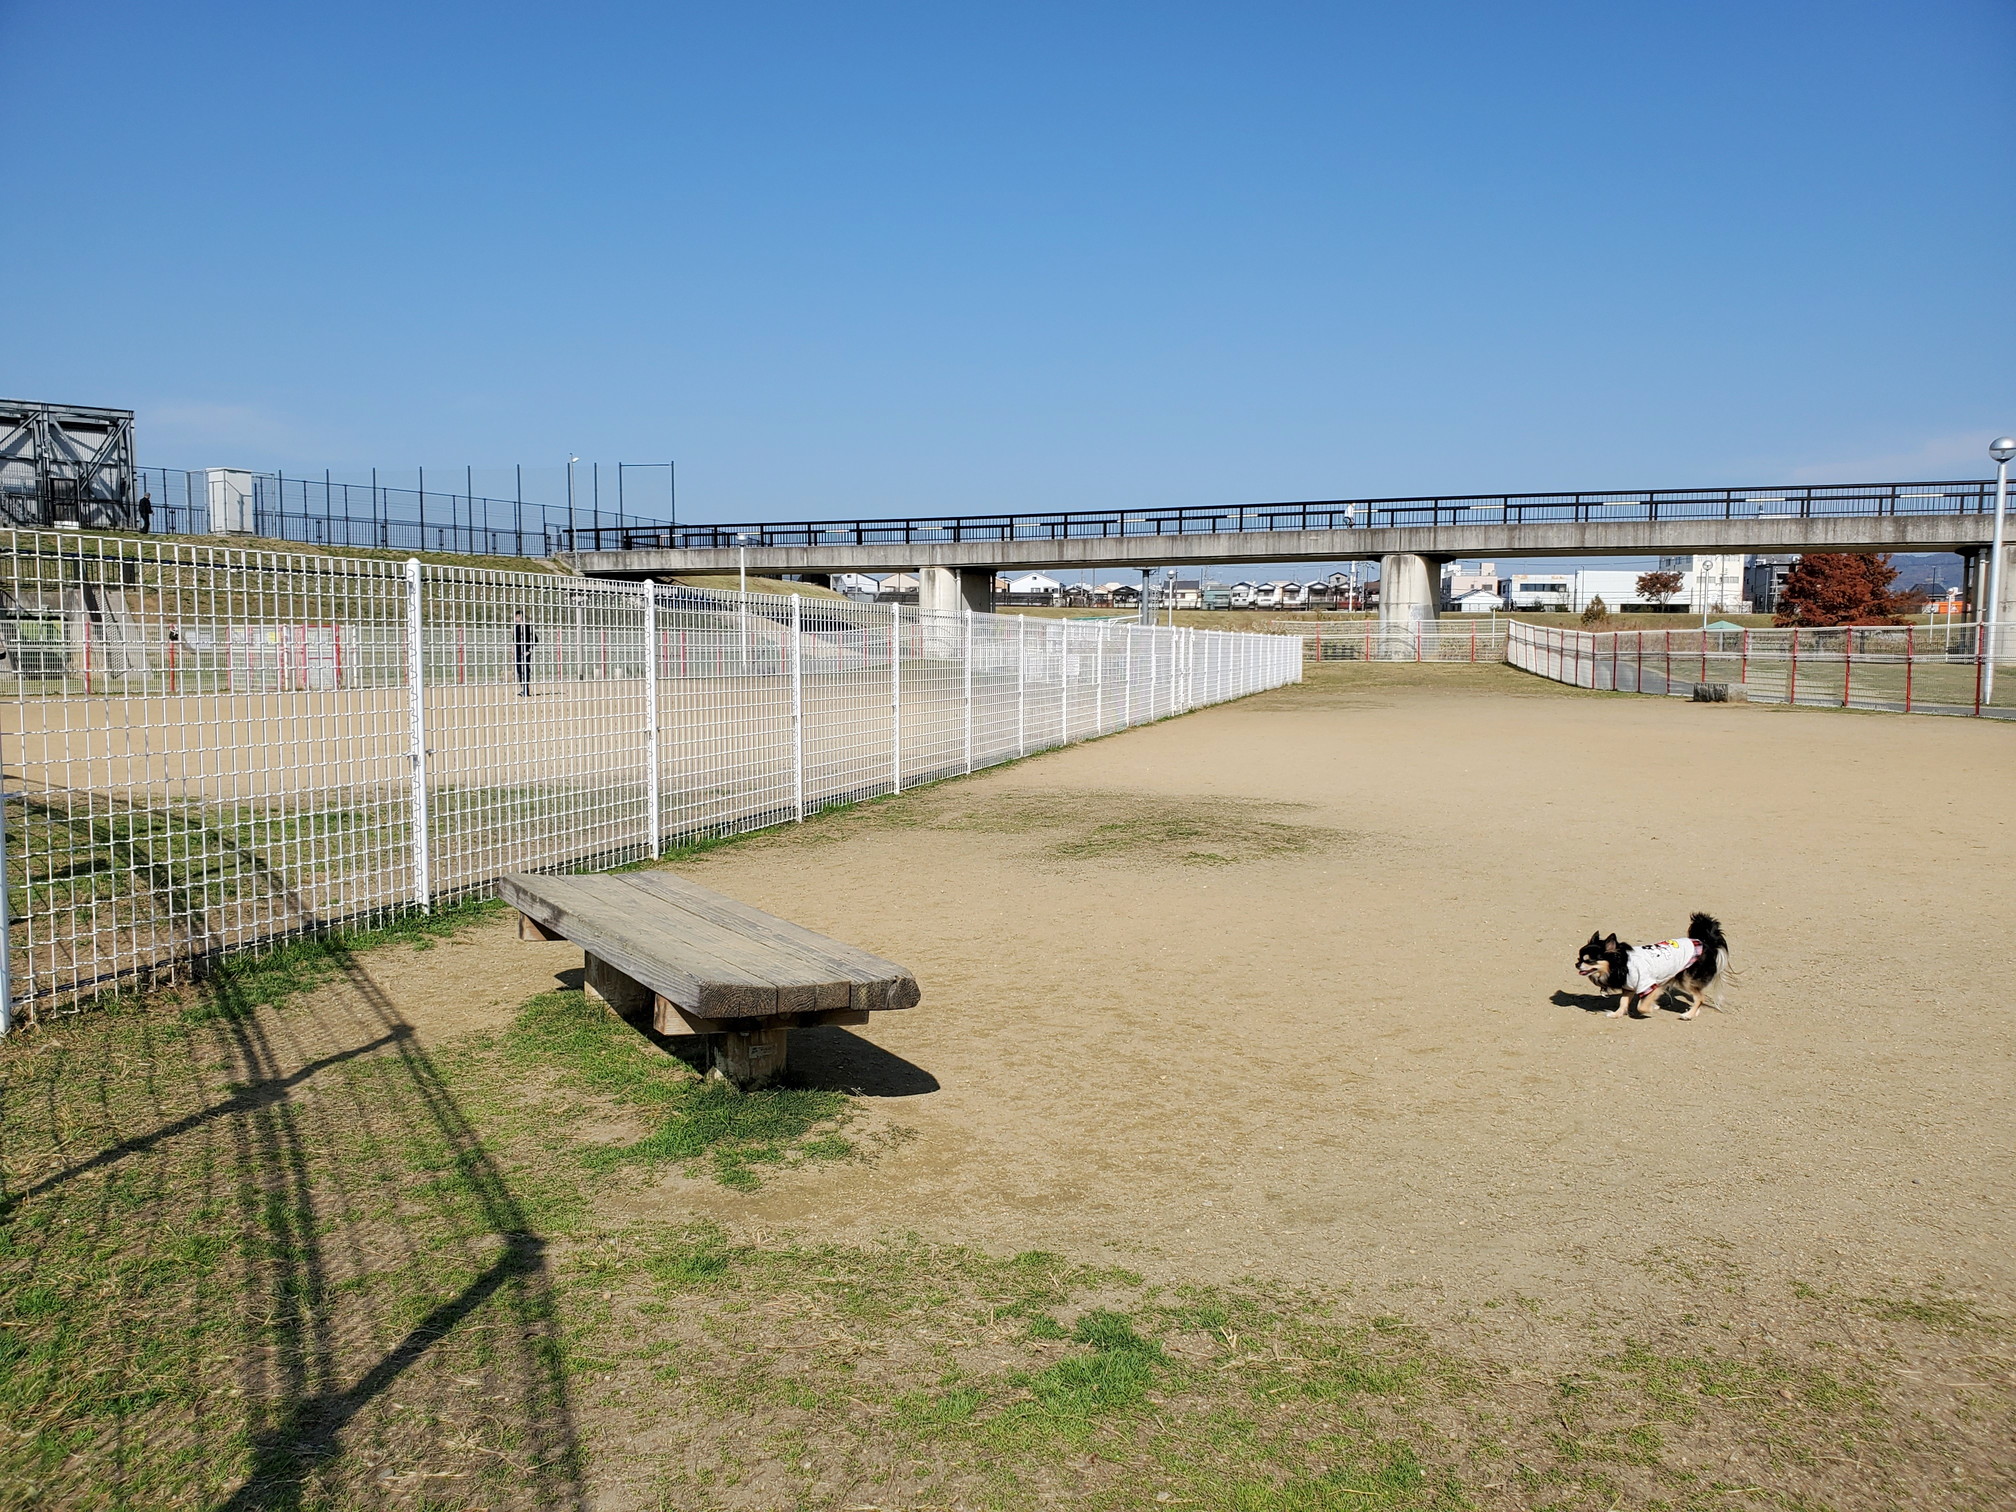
[584, 952, 653, 1019]
[710, 1027, 790, 1089]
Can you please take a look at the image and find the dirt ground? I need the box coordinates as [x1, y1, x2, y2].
[381, 662, 2014, 1320]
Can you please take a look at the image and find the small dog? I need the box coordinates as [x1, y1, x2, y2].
[1575, 912, 1730, 1020]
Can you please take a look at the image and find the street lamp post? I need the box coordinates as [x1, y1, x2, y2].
[1986, 436, 2015, 705]
[566, 455, 580, 546]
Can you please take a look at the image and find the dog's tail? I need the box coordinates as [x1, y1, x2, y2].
[1689, 911, 1733, 1008]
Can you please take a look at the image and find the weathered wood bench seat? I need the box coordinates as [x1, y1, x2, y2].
[499, 871, 919, 1087]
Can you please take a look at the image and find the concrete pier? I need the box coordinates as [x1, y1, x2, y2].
[1378, 553, 1444, 624]
[918, 565, 995, 615]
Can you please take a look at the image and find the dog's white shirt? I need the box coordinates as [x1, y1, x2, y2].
[1624, 938, 1703, 994]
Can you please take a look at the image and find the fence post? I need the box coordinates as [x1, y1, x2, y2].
[642, 581, 660, 857]
[0, 753, 14, 1035]
[1842, 630, 1853, 708]
[1974, 622, 1984, 716]
[1904, 625, 1913, 713]
[790, 593, 805, 820]
[404, 559, 431, 909]
[962, 608, 974, 773]
[1016, 613, 1027, 755]
[1058, 621, 1070, 743]
[1096, 622, 1107, 732]
[1740, 628, 1749, 686]
[1789, 628, 1799, 705]
[890, 605, 903, 793]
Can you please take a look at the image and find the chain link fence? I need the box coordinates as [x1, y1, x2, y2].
[0, 531, 1301, 1023]
[1508, 620, 2016, 718]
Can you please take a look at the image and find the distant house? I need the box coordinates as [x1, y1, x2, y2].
[832, 572, 882, 599]
[878, 572, 920, 603]
[1453, 589, 1501, 613]
[1441, 561, 1499, 607]
[1003, 572, 1062, 603]
[1229, 581, 1257, 609]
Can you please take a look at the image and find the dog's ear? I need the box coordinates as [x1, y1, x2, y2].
[1603, 933, 1619, 947]
[1584, 931, 1602, 948]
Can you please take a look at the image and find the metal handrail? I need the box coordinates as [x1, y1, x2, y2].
[558, 478, 1999, 554]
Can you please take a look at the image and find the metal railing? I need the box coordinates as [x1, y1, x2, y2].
[132, 467, 674, 558]
[558, 478, 2003, 553]
[1508, 620, 2016, 718]
[0, 529, 1302, 1023]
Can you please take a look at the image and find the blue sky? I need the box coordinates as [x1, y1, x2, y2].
[4, 0, 2012, 544]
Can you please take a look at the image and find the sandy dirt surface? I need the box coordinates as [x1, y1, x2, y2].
[363, 663, 2014, 1332]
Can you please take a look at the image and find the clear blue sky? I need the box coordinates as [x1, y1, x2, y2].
[4, 0, 2012, 530]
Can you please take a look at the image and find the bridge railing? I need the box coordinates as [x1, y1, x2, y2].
[1508, 620, 2016, 719]
[558, 478, 2001, 554]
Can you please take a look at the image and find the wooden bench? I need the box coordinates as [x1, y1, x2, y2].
[498, 871, 920, 1087]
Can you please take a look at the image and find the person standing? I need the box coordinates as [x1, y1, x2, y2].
[513, 611, 537, 696]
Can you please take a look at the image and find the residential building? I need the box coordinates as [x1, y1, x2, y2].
[1441, 561, 1500, 606]
[1002, 572, 1062, 602]
[1744, 556, 1796, 614]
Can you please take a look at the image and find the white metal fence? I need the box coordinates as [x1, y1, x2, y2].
[1276, 620, 1510, 663]
[0, 531, 1302, 1023]
[1508, 620, 2016, 719]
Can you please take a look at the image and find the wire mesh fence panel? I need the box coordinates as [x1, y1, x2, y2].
[1507, 621, 2016, 718]
[423, 569, 653, 898]
[0, 532, 413, 1011]
[3, 536, 1302, 1020]
[653, 585, 797, 842]
[899, 611, 969, 788]
[800, 596, 901, 814]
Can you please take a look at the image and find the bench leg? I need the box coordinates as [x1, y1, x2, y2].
[518, 911, 565, 942]
[710, 1028, 789, 1089]
[584, 953, 653, 1020]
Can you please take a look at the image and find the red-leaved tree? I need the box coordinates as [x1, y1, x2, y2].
[1635, 570, 1683, 608]
[1773, 553, 1912, 626]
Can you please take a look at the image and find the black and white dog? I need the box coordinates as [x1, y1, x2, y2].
[1575, 912, 1731, 1020]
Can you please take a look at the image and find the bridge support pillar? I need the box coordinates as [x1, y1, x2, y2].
[1378, 553, 1444, 628]
[1970, 544, 2016, 666]
[918, 566, 995, 615]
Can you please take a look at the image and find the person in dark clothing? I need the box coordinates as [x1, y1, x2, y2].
[513, 611, 537, 696]
[136, 494, 154, 532]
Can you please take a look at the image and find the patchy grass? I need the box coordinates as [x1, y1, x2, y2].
[767, 787, 1355, 869]
[496, 990, 854, 1189]
[3, 906, 2012, 1509]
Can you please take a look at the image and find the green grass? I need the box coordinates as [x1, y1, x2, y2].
[495, 990, 854, 1189]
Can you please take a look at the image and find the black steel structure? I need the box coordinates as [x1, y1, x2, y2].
[0, 400, 140, 530]
[558, 478, 2003, 554]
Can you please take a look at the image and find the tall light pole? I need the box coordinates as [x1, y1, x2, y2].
[1986, 436, 2015, 705]
[566, 455, 579, 545]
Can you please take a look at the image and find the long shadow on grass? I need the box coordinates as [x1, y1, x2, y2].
[0, 909, 586, 1509]
[202, 943, 587, 1511]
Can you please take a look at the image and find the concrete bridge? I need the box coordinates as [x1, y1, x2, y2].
[560, 478, 2013, 623]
